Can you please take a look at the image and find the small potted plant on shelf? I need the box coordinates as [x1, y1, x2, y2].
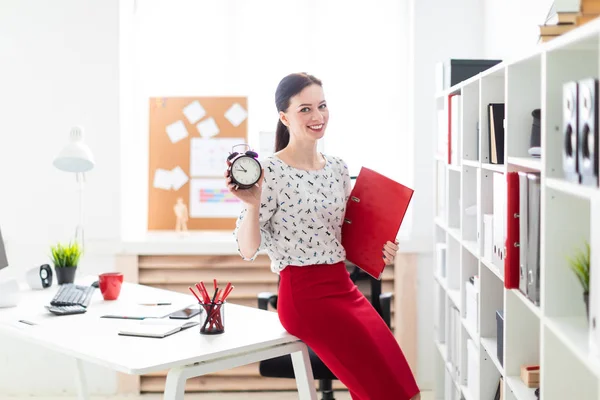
[567, 241, 590, 318]
[50, 241, 82, 285]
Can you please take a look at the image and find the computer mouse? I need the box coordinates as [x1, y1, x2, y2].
[91, 280, 99, 288]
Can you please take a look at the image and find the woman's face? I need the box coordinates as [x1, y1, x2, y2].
[280, 84, 329, 143]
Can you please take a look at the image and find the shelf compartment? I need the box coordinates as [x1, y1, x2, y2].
[507, 156, 542, 172]
[461, 165, 478, 243]
[505, 376, 537, 400]
[463, 159, 480, 167]
[543, 322, 600, 400]
[506, 54, 542, 160]
[480, 72, 505, 164]
[447, 169, 461, 230]
[480, 336, 504, 400]
[481, 163, 505, 173]
[481, 257, 504, 282]
[462, 80, 480, 162]
[543, 187, 590, 318]
[545, 316, 600, 378]
[544, 38, 600, 180]
[481, 337, 504, 375]
[511, 288, 541, 319]
[545, 177, 600, 200]
[504, 289, 540, 393]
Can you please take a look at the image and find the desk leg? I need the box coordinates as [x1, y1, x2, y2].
[291, 344, 318, 400]
[74, 358, 89, 400]
[164, 367, 187, 400]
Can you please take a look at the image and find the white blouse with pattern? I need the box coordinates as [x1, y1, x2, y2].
[233, 154, 351, 273]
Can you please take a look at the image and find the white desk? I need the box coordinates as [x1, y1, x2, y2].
[0, 278, 317, 400]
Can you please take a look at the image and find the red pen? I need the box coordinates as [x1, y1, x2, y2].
[189, 286, 202, 303]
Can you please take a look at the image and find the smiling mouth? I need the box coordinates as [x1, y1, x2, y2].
[308, 124, 324, 132]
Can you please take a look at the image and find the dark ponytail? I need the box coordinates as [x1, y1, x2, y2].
[274, 72, 322, 152]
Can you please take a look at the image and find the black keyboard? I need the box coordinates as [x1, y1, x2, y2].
[50, 283, 96, 308]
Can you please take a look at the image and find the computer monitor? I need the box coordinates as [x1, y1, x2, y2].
[0, 226, 8, 271]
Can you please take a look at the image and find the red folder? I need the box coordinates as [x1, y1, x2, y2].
[505, 172, 520, 289]
[341, 167, 414, 280]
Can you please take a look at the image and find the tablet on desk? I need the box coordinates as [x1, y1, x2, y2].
[169, 306, 201, 319]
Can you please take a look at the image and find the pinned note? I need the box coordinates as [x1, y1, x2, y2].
[183, 100, 206, 124]
[197, 117, 220, 138]
[166, 120, 189, 144]
[153, 169, 173, 190]
[224, 103, 248, 127]
[170, 166, 189, 191]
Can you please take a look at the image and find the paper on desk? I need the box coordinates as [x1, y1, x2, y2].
[196, 117, 220, 138]
[224, 103, 248, 127]
[183, 100, 206, 124]
[153, 169, 173, 190]
[166, 120, 189, 144]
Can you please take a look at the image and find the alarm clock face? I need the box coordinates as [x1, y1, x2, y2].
[231, 156, 261, 187]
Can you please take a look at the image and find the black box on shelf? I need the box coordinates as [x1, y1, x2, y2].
[436, 59, 502, 91]
[496, 310, 504, 366]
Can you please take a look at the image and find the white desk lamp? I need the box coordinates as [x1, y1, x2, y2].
[53, 126, 95, 250]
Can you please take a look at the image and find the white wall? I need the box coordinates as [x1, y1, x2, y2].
[0, 0, 121, 395]
[483, 0, 554, 60]
[121, 0, 414, 241]
[411, 0, 485, 389]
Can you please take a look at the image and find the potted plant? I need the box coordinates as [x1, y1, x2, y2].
[567, 241, 590, 317]
[50, 241, 82, 285]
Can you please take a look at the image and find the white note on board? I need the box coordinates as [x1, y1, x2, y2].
[224, 103, 248, 127]
[197, 117, 220, 138]
[153, 169, 172, 190]
[166, 120, 189, 144]
[183, 100, 206, 124]
[170, 166, 189, 191]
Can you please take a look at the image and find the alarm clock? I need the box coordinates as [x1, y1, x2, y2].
[227, 144, 262, 190]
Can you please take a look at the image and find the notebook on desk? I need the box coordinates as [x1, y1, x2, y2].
[118, 319, 199, 338]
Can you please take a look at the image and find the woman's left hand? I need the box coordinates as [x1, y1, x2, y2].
[383, 240, 399, 265]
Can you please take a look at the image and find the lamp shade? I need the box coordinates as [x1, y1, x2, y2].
[53, 126, 95, 173]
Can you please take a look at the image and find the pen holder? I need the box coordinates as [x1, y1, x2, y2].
[200, 301, 225, 334]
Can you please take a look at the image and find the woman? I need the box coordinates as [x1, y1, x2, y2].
[226, 72, 420, 400]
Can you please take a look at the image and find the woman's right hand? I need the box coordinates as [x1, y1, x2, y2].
[225, 160, 264, 208]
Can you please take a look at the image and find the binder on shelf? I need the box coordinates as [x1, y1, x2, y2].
[518, 172, 529, 296]
[341, 167, 414, 280]
[526, 173, 542, 306]
[505, 172, 520, 289]
[488, 103, 505, 164]
[492, 173, 506, 271]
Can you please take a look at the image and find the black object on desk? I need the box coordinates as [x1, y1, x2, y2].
[47, 283, 96, 316]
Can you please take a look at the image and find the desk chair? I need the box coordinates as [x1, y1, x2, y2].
[257, 261, 393, 400]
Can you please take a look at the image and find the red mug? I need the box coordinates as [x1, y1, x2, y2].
[99, 272, 123, 300]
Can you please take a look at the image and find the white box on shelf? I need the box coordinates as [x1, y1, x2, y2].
[492, 173, 506, 273]
[467, 338, 479, 397]
[484, 213, 493, 261]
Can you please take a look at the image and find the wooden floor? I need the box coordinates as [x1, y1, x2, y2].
[5, 392, 434, 400]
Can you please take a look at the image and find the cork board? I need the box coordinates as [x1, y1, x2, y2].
[148, 96, 248, 231]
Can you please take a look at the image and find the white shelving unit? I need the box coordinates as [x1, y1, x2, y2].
[432, 20, 600, 400]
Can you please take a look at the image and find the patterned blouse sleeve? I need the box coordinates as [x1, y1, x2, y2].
[232, 164, 277, 261]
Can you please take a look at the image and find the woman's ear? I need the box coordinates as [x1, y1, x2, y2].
[279, 111, 289, 127]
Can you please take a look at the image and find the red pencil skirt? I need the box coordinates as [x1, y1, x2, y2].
[277, 261, 420, 400]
